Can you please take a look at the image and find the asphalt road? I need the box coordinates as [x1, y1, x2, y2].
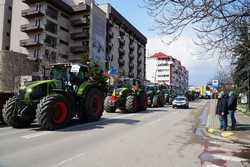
[0, 100, 208, 167]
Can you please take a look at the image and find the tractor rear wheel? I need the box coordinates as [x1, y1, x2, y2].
[125, 95, 138, 113]
[104, 96, 115, 113]
[37, 94, 71, 130]
[80, 88, 104, 122]
[3, 96, 35, 128]
[152, 95, 159, 107]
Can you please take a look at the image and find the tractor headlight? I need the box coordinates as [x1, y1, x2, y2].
[27, 88, 32, 93]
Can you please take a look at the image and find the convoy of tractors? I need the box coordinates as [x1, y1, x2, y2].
[0, 63, 177, 130]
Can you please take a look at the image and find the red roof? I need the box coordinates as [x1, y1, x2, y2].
[151, 52, 172, 59]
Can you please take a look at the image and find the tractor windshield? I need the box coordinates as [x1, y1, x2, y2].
[50, 67, 71, 81]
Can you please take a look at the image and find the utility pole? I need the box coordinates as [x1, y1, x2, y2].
[248, 67, 250, 112]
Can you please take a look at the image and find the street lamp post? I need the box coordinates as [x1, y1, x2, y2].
[248, 67, 250, 112]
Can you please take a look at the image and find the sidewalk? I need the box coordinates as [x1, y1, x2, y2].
[206, 99, 250, 143]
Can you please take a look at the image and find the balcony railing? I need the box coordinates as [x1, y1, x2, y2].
[20, 24, 43, 33]
[71, 32, 89, 40]
[21, 8, 45, 18]
[20, 39, 42, 47]
[70, 46, 88, 54]
[71, 17, 89, 27]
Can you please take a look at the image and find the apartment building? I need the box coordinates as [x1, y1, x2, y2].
[0, 0, 13, 50]
[99, 4, 147, 80]
[7, 0, 147, 79]
[151, 52, 189, 92]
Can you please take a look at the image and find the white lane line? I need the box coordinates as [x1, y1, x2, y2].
[52, 153, 85, 167]
[206, 165, 220, 167]
[21, 113, 140, 139]
[212, 154, 247, 162]
[21, 131, 54, 139]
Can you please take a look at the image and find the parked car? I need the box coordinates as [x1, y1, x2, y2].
[172, 96, 189, 109]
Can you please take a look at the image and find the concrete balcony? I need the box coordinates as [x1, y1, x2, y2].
[72, 4, 90, 13]
[129, 54, 135, 60]
[119, 48, 125, 55]
[129, 63, 134, 69]
[137, 67, 142, 73]
[70, 46, 88, 54]
[129, 72, 134, 78]
[108, 31, 114, 39]
[71, 17, 89, 27]
[20, 39, 42, 48]
[71, 32, 89, 40]
[119, 38, 125, 46]
[21, 8, 45, 19]
[118, 59, 125, 66]
[22, 0, 39, 5]
[20, 24, 44, 33]
[138, 49, 142, 55]
[137, 58, 142, 64]
[129, 45, 134, 51]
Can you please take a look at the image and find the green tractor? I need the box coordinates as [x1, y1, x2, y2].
[2, 63, 107, 130]
[104, 78, 147, 113]
[146, 85, 165, 107]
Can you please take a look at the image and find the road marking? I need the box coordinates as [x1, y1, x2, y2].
[21, 131, 54, 139]
[52, 153, 85, 167]
[206, 165, 220, 167]
[212, 154, 247, 162]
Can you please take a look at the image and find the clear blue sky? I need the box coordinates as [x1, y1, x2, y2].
[96, 0, 155, 37]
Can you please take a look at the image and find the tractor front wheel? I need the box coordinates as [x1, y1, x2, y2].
[125, 95, 138, 113]
[152, 95, 159, 107]
[2, 96, 35, 128]
[104, 96, 115, 113]
[80, 88, 104, 122]
[37, 94, 71, 130]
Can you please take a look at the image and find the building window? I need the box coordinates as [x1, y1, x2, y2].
[44, 35, 57, 48]
[59, 40, 69, 46]
[45, 20, 57, 34]
[46, 6, 58, 20]
[60, 26, 69, 32]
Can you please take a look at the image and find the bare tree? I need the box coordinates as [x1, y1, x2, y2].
[144, 0, 250, 57]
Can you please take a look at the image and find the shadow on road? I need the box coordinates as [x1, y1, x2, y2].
[31, 117, 140, 132]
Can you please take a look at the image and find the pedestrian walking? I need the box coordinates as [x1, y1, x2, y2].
[228, 91, 237, 130]
[216, 92, 229, 131]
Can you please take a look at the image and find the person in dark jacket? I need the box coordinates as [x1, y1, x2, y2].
[228, 91, 237, 130]
[216, 92, 228, 131]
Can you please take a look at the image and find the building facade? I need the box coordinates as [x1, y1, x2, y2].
[151, 52, 189, 92]
[0, 0, 13, 50]
[6, 0, 146, 79]
[99, 4, 147, 80]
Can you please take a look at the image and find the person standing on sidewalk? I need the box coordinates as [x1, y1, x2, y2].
[216, 92, 229, 131]
[228, 91, 237, 130]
